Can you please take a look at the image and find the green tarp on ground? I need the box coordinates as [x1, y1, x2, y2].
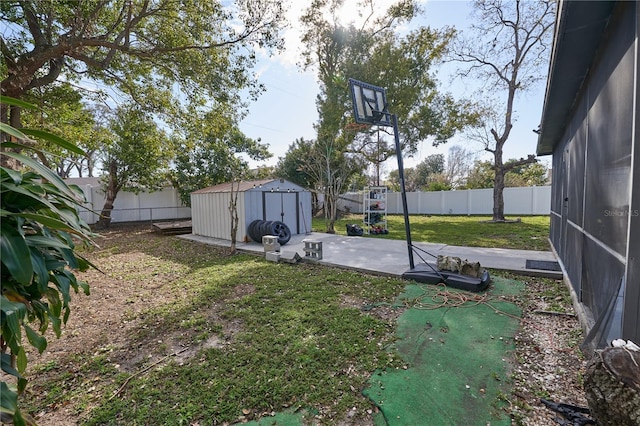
[364, 277, 524, 425]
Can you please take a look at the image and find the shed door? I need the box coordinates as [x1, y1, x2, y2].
[263, 192, 299, 234]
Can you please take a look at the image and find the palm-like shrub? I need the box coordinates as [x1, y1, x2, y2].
[1, 96, 95, 425]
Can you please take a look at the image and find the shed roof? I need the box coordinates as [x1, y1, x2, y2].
[191, 179, 298, 194]
[536, 1, 616, 155]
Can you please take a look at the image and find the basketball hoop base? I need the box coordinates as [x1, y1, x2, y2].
[402, 264, 491, 292]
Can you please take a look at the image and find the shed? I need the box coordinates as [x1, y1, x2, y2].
[190, 178, 312, 243]
[537, 1, 639, 350]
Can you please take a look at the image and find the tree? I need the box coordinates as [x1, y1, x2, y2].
[275, 138, 321, 213]
[19, 83, 108, 178]
[1, 97, 94, 425]
[97, 105, 169, 227]
[1, 0, 284, 167]
[452, 0, 555, 221]
[466, 160, 494, 189]
[444, 145, 476, 189]
[228, 178, 241, 255]
[246, 165, 276, 180]
[299, 0, 478, 231]
[507, 160, 549, 186]
[311, 140, 365, 232]
[414, 154, 445, 190]
[466, 158, 549, 189]
[172, 124, 270, 206]
[348, 127, 396, 186]
[387, 167, 415, 192]
[389, 154, 446, 191]
[424, 173, 451, 191]
[275, 139, 316, 189]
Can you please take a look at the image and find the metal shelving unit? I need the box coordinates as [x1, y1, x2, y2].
[363, 186, 388, 234]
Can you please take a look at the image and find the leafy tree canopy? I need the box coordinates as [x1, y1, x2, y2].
[1, 0, 284, 111]
[1, 0, 284, 177]
[466, 158, 549, 189]
[275, 138, 317, 190]
[294, 0, 480, 222]
[172, 117, 271, 206]
[175, 103, 270, 190]
[465, 160, 495, 189]
[101, 106, 170, 194]
[19, 83, 107, 177]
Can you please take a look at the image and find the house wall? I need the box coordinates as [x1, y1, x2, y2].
[549, 2, 638, 349]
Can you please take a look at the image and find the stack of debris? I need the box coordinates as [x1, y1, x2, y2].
[436, 255, 486, 278]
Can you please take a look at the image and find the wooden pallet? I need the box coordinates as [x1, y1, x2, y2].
[152, 220, 193, 235]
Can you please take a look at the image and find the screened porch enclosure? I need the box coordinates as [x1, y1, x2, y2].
[538, 1, 639, 350]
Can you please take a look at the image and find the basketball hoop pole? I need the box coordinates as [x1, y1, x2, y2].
[348, 78, 414, 269]
[348, 78, 489, 291]
[391, 113, 415, 269]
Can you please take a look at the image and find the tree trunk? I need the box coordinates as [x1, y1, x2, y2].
[229, 180, 239, 255]
[492, 167, 506, 221]
[1, 105, 25, 170]
[311, 192, 319, 216]
[324, 189, 336, 233]
[87, 153, 95, 177]
[584, 346, 640, 425]
[97, 160, 119, 228]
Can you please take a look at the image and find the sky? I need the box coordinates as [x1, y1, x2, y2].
[237, 0, 551, 176]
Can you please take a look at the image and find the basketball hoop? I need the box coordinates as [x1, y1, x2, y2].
[347, 77, 490, 291]
[348, 78, 392, 127]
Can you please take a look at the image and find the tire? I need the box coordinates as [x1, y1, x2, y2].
[271, 221, 291, 245]
[248, 220, 262, 242]
[261, 220, 273, 238]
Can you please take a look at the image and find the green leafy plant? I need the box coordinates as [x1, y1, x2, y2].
[1, 96, 95, 425]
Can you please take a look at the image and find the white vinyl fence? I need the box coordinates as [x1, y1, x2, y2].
[74, 183, 191, 225]
[71, 181, 550, 226]
[337, 186, 551, 216]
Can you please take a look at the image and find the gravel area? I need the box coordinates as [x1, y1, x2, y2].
[508, 275, 589, 425]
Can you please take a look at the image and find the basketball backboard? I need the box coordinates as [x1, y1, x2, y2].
[348, 78, 391, 127]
